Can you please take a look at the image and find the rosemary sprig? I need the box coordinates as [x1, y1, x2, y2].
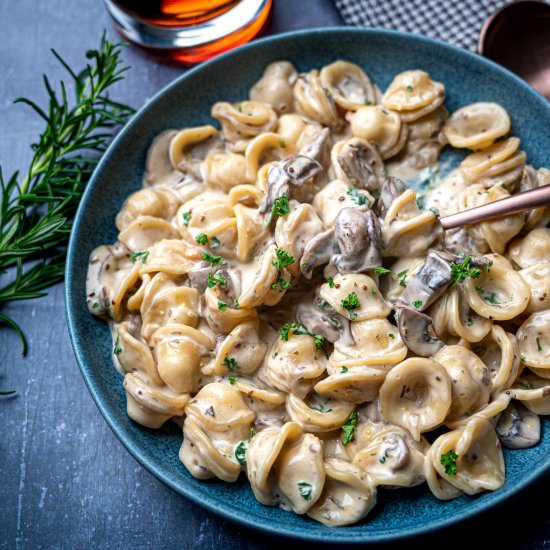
[0, 33, 134, 356]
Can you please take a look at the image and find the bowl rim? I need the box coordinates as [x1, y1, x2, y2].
[65, 26, 550, 543]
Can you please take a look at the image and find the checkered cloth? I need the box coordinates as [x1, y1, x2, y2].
[333, 0, 507, 51]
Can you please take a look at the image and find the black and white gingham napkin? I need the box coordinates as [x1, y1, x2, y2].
[333, 0, 507, 51]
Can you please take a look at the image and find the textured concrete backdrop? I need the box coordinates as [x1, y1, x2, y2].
[1, 1, 549, 548]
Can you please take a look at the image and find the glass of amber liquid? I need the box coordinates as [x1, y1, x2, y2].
[104, 0, 272, 65]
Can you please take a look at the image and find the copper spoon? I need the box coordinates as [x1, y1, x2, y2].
[478, 0, 550, 100]
[439, 183, 550, 229]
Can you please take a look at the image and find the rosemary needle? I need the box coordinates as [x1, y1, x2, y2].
[0, 33, 134, 356]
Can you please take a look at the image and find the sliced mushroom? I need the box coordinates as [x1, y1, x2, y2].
[397, 306, 444, 357]
[300, 227, 337, 278]
[299, 127, 331, 167]
[259, 155, 323, 215]
[495, 401, 540, 449]
[333, 208, 382, 273]
[186, 266, 238, 296]
[335, 138, 385, 193]
[399, 249, 454, 311]
[375, 177, 407, 218]
[296, 296, 354, 345]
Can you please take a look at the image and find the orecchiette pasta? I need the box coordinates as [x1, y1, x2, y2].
[87, 59, 550, 528]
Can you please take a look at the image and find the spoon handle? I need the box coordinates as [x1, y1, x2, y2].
[439, 184, 550, 229]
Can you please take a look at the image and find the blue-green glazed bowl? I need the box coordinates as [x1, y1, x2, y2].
[66, 28, 550, 544]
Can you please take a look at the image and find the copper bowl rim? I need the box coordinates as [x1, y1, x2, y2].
[478, 0, 550, 55]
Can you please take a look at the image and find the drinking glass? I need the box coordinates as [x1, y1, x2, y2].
[104, 0, 272, 64]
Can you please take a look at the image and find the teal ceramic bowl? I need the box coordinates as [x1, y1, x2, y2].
[66, 28, 550, 544]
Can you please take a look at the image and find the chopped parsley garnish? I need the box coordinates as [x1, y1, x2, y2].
[113, 335, 123, 355]
[537, 336, 543, 352]
[450, 256, 481, 286]
[91, 301, 99, 309]
[379, 456, 387, 464]
[440, 450, 458, 476]
[248, 427, 256, 440]
[235, 440, 247, 465]
[374, 266, 391, 275]
[195, 233, 208, 246]
[270, 194, 290, 222]
[272, 248, 295, 270]
[371, 287, 377, 294]
[341, 409, 358, 446]
[297, 481, 313, 501]
[341, 292, 361, 315]
[182, 211, 192, 225]
[130, 250, 149, 264]
[223, 356, 239, 371]
[388, 333, 395, 339]
[233, 299, 240, 309]
[201, 251, 222, 266]
[207, 271, 226, 288]
[326, 276, 335, 288]
[406, 84, 414, 92]
[364, 99, 372, 105]
[228, 376, 236, 385]
[416, 194, 426, 210]
[313, 334, 325, 350]
[279, 322, 323, 349]
[475, 285, 485, 294]
[340, 366, 349, 373]
[484, 292, 500, 305]
[217, 300, 228, 311]
[346, 186, 369, 206]
[521, 382, 534, 390]
[311, 402, 333, 413]
[279, 138, 286, 148]
[210, 236, 221, 249]
[396, 269, 408, 287]
[271, 276, 291, 292]
[412, 299, 423, 309]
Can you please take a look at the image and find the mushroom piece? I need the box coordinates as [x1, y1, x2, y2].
[300, 207, 382, 278]
[332, 208, 382, 273]
[336, 138, 385, 193]
[375, 177, 407, 218]
[259, 155, 322, 215]
[299, 126, 331, 167]
[296, 296, 354, 345]
[300, 227, 337, 278]
[495, 401, 540, 449]
[397, 306, 444, 357]
[186, 265, 238, 296]
[399, 249, 454, 311]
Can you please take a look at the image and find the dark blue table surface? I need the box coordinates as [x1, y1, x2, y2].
[1, 1, 549, 548]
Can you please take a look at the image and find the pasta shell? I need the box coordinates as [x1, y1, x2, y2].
[508, 227, 550, 268]
[276, 433, 325, 514]
[319, 60, 376, 111]
[314, 366, 387, 403]
[319, 273, 391, 321]
[307, 458, 376, 526]
[331, 318, 407, 368]
[463, 254, 530, 321]
[432, 345, 490, 421]
[379, 358, 451, 440]
[382, 70, 445, 115]
[169, 125, 219, 169]
[444, 102, 510, 150]
[124, 371, 189, 428]
[210, 321, 267, 376]
[353, 424, 428, 487]
[203, 151, 247, 191]
[246, 421, 303, 504]
[517, 310, 550, 370]
[294, 70, 340, 127]
[431, 417, 505, 494]
[250, 61, 298, 114]
[286, 393, 355, 432]
[260, 334, 328, 397]
[519, 263, 550, 313]
[119, 215, 179, 252]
